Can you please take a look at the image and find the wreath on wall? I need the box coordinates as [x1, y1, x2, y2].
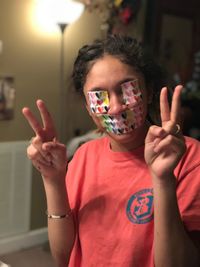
[81, 0, 142, 34]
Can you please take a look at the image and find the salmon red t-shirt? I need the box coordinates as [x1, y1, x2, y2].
[66, 136, 200, 267]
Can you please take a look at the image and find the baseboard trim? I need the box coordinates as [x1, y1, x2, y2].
[0, 228, 48, 255]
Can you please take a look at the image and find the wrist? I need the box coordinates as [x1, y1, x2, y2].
[151, 172, 177, 188]
[42, 171, 66, 186]
[46, 209, 72, 219]
[44, 184, 71, 215]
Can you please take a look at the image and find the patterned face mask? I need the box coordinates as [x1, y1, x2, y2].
[87, 79, 144, 135]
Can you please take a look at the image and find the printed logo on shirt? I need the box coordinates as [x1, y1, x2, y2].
[126, 188, 153, 224]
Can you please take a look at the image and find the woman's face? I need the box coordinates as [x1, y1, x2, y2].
[83, 55, 151, 148]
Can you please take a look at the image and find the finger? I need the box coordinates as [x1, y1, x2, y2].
[32, 158, 52, 168]
[27, 144, 52, 166]
[31, 136, 52, 161]
[22, 107, 44, 138]
[43, 141, 67, 159]
[153, 123, 184, 148]
[160, 87, 170, 126]
[161, 121, 177, 134]
[145, 125, 167, 144]
[161, 121, 184, 139]
[32, 159, 54, 175]
[170, 85, 183, 123]
[36, 100, 57, 135]
[153, 134, 186, 155]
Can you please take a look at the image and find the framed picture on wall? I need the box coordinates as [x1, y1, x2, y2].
[0, 76, 15, 120]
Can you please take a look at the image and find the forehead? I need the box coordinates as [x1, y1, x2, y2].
[83, 55, 145, 92]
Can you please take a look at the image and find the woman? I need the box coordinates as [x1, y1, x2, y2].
[22, 35, 200, 267]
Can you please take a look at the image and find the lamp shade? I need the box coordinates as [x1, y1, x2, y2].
[53, 0, 84, 24]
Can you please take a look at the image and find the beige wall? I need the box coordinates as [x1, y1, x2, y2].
[0, 0, 102, 230]
[0, 0, 147, 230]
[0, 0, 102, 142]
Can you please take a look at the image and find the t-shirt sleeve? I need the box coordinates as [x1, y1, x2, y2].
[177, 166, 200, 231]
[176, 148, 200, 232]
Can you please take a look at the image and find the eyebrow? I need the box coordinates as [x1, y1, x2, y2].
[88, 77, 137, 92]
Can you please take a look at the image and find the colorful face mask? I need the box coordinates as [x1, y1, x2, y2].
[87, 79, 144, 135]
[100, 107, 143, 135]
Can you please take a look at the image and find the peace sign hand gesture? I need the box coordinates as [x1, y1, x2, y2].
[144, 85, 186, 179]
[22, 100, 67, 183]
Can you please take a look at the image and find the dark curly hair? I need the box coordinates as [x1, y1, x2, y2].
[72, 34, 167, 124]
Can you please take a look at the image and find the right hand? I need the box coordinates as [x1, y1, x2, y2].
[22, 100, 67, 183]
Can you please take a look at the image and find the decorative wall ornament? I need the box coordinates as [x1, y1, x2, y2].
[81, 0, 141, 35]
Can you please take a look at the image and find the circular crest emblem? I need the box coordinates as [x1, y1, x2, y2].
[126, 188, 154, 224]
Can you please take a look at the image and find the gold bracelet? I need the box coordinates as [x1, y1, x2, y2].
[46, 209, 72, 219]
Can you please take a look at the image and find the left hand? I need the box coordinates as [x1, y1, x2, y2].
[144, 85, 186, 178]
[22, 100, 67, 181]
